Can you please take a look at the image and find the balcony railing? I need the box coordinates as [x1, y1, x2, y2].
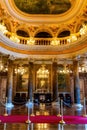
[5, 31, 81, 46]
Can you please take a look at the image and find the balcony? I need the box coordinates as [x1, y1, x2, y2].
[5, 31, 81, 46]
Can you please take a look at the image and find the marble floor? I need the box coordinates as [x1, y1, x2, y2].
[0, 123, 87, 130]
[0, 102, 87, 130]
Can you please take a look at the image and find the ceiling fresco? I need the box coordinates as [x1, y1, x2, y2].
[14, 0, 71, 14]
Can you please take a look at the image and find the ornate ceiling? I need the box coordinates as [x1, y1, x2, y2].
[14, 0, 72, 14]
[0, 0, 87, 64]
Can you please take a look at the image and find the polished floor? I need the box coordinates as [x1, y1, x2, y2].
[0, 102, 87, 130]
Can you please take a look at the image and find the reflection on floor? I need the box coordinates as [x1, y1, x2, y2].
[0, 123, 87, 130]
[0, 102, 87, 130]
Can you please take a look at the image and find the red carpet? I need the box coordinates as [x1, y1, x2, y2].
[0, 115, 87, 124]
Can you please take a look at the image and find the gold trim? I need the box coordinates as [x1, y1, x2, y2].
[4, 0, 86, 24]
[0, 39, 87, 56]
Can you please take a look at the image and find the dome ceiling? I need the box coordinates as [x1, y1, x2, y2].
[14, 0, 71, 14]
[3, 0, 85, 24]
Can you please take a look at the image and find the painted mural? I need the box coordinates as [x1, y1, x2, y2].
[14, 0, 71, 14]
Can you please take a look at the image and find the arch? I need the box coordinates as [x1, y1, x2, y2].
[16, 29, 29, 37]
[35, 31, 52, 38]
[15, 25, 30, 37]
[56, 25, 72, 38]
[34, 27, 53, 38]
[57, 30, 70, 38]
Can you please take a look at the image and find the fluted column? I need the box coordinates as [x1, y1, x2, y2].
[73, 60, 82, 108]
[6, 59, 14, 108]
[52, 62, 58, 101]
[27, 62, 33, 102]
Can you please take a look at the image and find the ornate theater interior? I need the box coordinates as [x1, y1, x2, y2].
[0, 0, 87, 125]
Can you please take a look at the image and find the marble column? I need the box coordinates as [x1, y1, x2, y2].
[73, 60, 83, 108]
[6, 59, 14, 109]
[0, 76, 2, 101]
[52, 62, 58, 101]
[27, 62, 33, 102]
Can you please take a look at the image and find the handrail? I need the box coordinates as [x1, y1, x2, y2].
[5, 31, 81, 46]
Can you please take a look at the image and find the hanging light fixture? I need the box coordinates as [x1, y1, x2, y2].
[58, 64, 72, 74]
[79, 66, 87, 73]
[15, 65, 26, 75]
[0, 61, 4, 71]
[0, 56, 8, 72]
[79, 57, 87, 73]
[0, 55, 4, 71]
[37, 65, 49, 78]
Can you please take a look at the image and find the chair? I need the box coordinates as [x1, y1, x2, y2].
[64, 93, 72, 105]
[59, 93, 64, 100]
[21, 93, 27, 102]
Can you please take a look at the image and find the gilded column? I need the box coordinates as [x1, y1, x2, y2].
[52, 62, 58, 101]
[73, 60, 83, 108]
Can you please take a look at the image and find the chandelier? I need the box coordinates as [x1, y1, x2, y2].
[58, 65, 72, 74]
[37, 65, 49, 78]
[79, 58, 87, 73]
[79, 66, 87, 73]
[0, 56, 8, 72]
[0, 60, 4, 71]
[15, 66, 26, 75]
[58, 69, 72, 74]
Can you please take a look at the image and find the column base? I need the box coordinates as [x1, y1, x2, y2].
[5, 103, 14, 109]
[25, 119, 31, 124]
[59, 119, 66, 125]
[73, 103, 83, 110]
[26, 101, 34, 108]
